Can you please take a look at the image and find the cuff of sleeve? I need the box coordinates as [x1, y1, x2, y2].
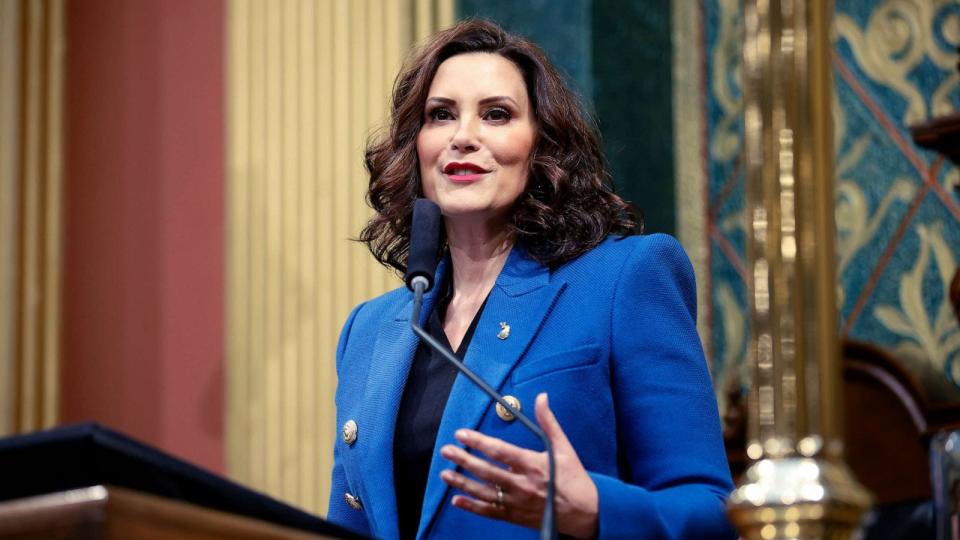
[589, 472, 658, 540]
[588, 472, 738, 540]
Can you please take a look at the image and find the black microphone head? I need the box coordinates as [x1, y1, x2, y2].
[404, 198, 442, 292]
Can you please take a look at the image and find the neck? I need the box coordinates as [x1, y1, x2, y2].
[445, 217, 513, 299]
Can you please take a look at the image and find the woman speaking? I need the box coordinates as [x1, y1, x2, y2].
[327, 19, 735, 540]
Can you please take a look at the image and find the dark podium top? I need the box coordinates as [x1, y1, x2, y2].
[0, 422, 363, 539]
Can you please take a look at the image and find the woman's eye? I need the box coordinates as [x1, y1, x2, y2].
[428, 108, 453, 121]
[484, 108, 511, 122]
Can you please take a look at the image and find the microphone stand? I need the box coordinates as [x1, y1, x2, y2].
[410, 277, 558, 540]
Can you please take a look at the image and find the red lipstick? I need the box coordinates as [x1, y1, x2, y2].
[443, 162, 489, 183]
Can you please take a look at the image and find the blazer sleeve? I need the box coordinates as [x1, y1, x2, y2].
[326, 302, 372, 537]
[589, 234, 736, 540]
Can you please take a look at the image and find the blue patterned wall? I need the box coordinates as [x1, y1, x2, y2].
[450, 0, 959, 404]
[701, 0, 960, 404]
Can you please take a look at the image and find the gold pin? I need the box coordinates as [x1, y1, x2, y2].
[344, 492, 363, 510]
[496, 395, 521, 422]
[497, 322, 510, 340]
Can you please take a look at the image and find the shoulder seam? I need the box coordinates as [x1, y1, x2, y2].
[609, 238, 648, 345]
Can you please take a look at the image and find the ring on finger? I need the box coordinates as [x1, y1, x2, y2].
[494, 484, 505, 509]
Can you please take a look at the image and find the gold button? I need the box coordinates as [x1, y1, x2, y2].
[342, 420, 358, 445]
[496, 395, 521, 422]
[344, 492, 362, 510]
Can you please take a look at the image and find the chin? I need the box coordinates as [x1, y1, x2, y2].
[435, 200, 505, 222]
[438, 204, 487, 217]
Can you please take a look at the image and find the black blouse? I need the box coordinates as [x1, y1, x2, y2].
[393, 278, 487, 540]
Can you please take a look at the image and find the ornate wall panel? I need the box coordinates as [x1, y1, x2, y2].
[226, 0, 453, 515]
[696, 0, 752, 412]
[683, 0, 960, 411]
[0, 0, 64, 437]
[833, 1, 960, 392]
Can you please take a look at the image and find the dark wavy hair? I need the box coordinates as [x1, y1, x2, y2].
[359, 19, 639, 274]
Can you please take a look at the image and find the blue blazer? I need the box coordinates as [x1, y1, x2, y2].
[327, 234, 736, 540]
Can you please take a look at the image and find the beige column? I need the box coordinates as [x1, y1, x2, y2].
[0, 0, 64, 437]
[670, 0, 710, 363]
[225, 0, 454, 514]
[727, 1, 871, 538]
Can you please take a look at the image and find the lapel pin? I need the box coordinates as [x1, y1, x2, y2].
[497, 322, 511, 340]
[344, 492, 363, 510]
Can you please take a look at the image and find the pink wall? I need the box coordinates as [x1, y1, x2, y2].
[62, 0, 225, 473]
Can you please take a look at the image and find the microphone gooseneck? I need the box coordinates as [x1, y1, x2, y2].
[411, 283, 557, 540]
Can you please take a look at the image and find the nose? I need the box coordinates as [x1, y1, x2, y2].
[449, 117, 479, 153]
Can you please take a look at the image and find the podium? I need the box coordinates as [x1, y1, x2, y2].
[0, 423, 363, 539]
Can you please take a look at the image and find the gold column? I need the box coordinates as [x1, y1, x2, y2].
[0, 0, 64, 437]
[226, 0, 454, 514]
[727, 1, 871, 538]
[670, 0, 710, 363]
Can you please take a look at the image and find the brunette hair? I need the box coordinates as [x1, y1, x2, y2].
[359, 19, 639, 274]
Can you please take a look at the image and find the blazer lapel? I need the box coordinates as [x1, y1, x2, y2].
[416, 246, 567, 539]
[358, 259, 447, 539]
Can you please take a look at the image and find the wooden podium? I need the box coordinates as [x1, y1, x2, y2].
[0, 485, 339, 539]
[0, 424, 362, 540]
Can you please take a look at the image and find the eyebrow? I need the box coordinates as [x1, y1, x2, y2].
[425, 95, 521, 107]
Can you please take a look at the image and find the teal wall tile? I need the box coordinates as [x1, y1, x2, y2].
[455, 0, 676, 233]
[592, 0, 674, 234]
[456, 0, 593, 98]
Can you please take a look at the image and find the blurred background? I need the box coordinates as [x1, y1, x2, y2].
[1, 0, 958, 518]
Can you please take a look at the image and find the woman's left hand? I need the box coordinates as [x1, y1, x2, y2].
[439, 393, 599, 539]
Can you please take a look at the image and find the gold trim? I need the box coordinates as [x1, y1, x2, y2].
[18, 0, 44, 431]
[225, 0, 451, 513]
[0, 0, 23, 437]
[436, 0, 455, 30]
[670, 0, 711, 370]
[41, 0, 62, 429]
[0, 0, 63, 436]
[729, 0, 870, 537]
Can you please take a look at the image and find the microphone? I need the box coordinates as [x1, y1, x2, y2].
[404, 198, 443, 293]
[405, 198, 558, 540]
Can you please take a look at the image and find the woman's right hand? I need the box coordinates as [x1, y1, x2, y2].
[439, 393, 599, 539]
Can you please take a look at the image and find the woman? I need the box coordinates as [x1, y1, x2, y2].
[327, 19, 735, 540]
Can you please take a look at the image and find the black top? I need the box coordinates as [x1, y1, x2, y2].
[393, 277, 488, 540]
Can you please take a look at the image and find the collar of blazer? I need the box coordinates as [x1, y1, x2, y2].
[357, 243, 568, 539]
[392, 242, 557, 324]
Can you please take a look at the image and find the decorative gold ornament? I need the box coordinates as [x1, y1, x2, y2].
[496, 395, 521, 422]
[342, 419, 358, 445]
